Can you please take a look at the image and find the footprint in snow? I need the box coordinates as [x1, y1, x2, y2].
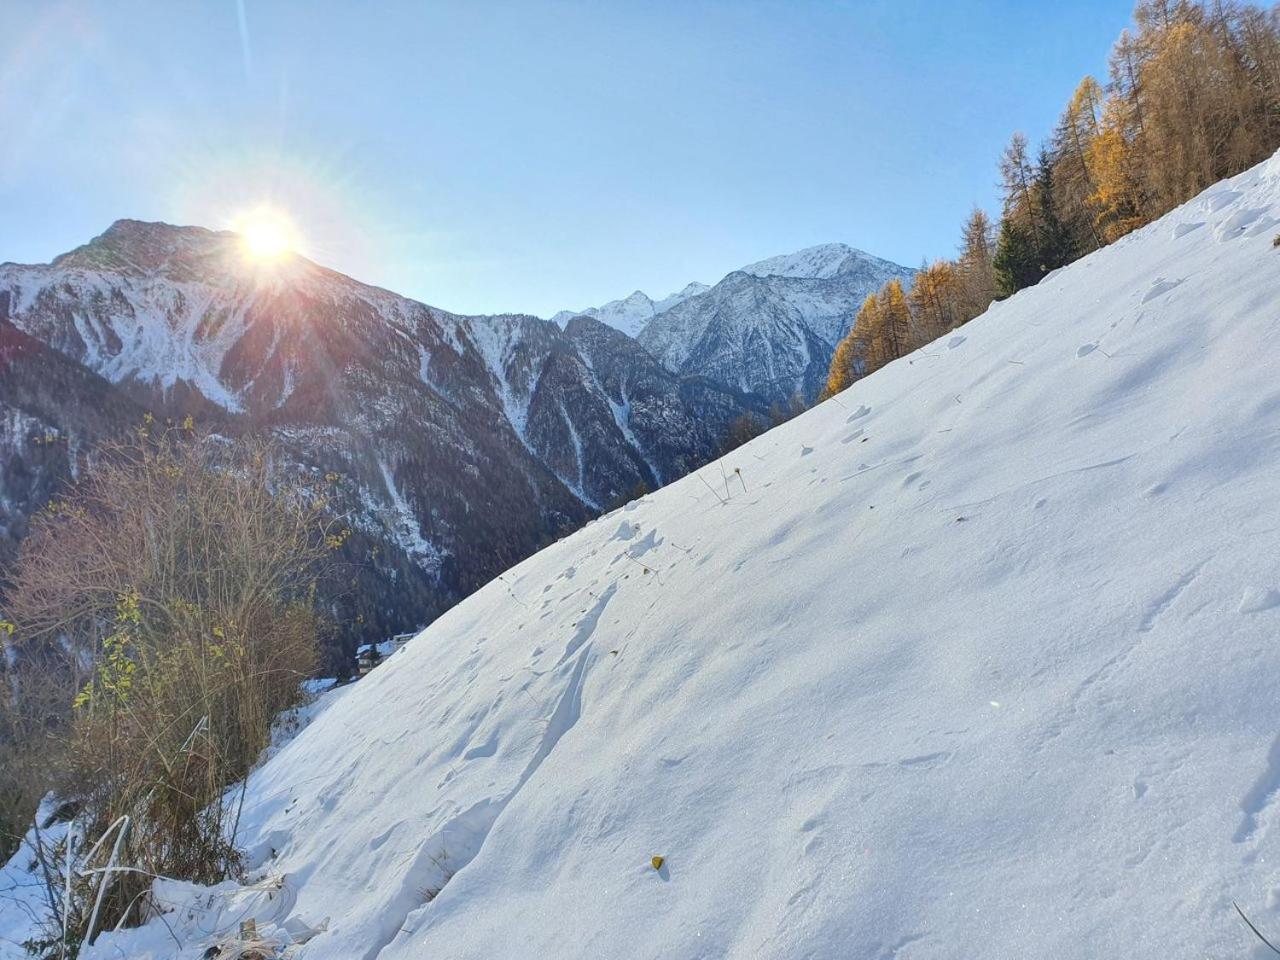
[1239, 588, 1280, 614]
[1215, 206, 1271, 242]
[847, 405, 871, 423]
[898, 751, 951, 769]
[947, 335, 967, 349]
[1142, 277, 1183, 303]
[1076, 343, 1098, 358]
[1204, 189, 1242, 212]
[801, 445, 814, 456]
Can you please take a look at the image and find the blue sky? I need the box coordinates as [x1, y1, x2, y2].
[1, 1, 1134, 316]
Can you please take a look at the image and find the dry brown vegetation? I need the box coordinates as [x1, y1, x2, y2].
[0, 427, 333, 949]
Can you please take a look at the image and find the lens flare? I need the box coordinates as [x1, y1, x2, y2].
[234, 208, 297, 261]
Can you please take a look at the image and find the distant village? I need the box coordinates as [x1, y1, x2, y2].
[354, 632, 417, 676]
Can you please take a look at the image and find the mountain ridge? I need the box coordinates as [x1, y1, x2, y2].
[0, 221, 766, 662]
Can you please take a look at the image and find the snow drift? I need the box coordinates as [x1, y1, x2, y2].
[9, 153, 1280, 958]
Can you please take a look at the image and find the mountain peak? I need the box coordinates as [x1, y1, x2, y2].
[739, 242, 869, 280]
[50, 219, 234, 277]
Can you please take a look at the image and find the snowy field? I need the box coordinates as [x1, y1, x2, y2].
[7, 152, 1280, 958]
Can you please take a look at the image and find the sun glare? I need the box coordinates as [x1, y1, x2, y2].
[235, 208, 297, 261]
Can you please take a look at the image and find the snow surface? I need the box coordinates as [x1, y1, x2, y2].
[8, 154, 1280, 958]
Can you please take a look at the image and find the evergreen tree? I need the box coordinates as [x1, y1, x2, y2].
[1034, 148, 1075, 273]
[993, 218, 1041, 298]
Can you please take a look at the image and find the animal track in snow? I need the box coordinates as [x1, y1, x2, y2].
[1234, 735, 1280, 843]
[626, 528, 662, 560]
[847, 405, 872, 422]
[948, 335, 967, 349]
[1077, 343, 1098, 358]
[1137, 564, 1204, 633]
[1239, 588, 1280, 614]
[1141, 277, 1183, 303]
[898, 751, 951, 769]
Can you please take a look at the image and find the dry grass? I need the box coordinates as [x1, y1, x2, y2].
[1, 427, 335, 949]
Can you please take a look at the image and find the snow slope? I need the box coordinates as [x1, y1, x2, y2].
[14, 154, 1280, 958]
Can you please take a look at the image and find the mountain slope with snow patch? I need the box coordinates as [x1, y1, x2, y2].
[639, 244, 913, 403]
[28, 154, 1280, 959]
[550, 282, 711, 338]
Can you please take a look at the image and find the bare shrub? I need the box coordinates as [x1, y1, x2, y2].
[1, 427, 333, 946]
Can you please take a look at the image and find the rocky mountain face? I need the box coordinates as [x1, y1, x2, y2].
[640, 244, 915, 404]
[554, 243, 914, 405]
[0, 305, 144, 571]
[549, 282, 710, 338]
[0, 221, 763, 665]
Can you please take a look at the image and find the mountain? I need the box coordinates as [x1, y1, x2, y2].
[551, 244, 913, 404]
[41, 150, 1280, 959]
[638, 243, 914, 404]
[550, 281, 710, 338]
[0, 305, 144, 570]
[0, 221, 763, 661]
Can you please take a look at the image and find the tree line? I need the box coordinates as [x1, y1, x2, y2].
[827, 0, 1280, 396]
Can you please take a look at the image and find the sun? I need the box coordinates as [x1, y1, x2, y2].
[234, 208, 298, 261]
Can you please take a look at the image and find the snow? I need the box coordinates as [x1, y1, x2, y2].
[605, 388, 662, 486]
[636, 245, 914, 402]
[8, 153, 1280, 958]
[462, 316, 536, 446]
[377, 458, 445, 571]
[549, 282, 709, 338]
[740, 242, 865, 279]
[0, 799, 73, 958]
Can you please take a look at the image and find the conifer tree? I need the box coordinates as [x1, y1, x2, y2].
[1033, 149, 1074, 273]
[881, 278, 912, 363]
[992, 218, 1040, 298]
[957, 207, 997, 317]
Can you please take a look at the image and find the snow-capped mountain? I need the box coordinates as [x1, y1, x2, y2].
[36, 148, 1280, 960]
[638, 243, 913, 404]
[0, 221, 763, 659]
[550, 281, 710, 338]
[551, 244, 912, 404]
